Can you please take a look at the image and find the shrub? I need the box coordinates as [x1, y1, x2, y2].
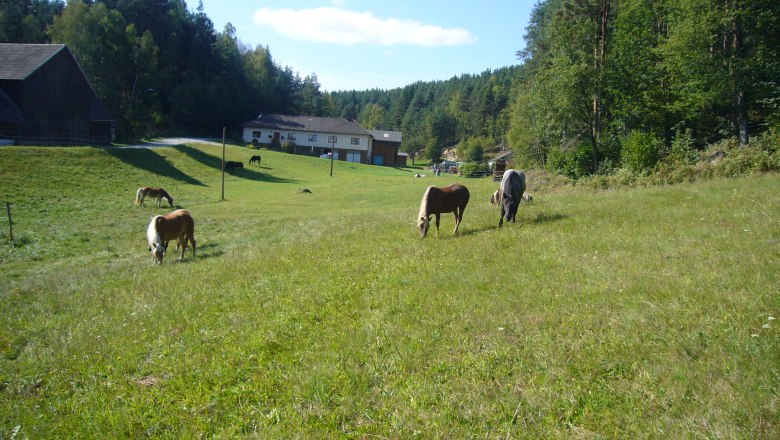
[281, 141, 296, 154]
[621, 130, 662, 173]
[460, 162, 489, 177]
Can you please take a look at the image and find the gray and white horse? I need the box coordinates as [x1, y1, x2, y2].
[498, 169, 526, 227]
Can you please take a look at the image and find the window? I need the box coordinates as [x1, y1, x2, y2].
[252, 130, 261, 138]
[328, 135, 338, 144]
[288, 133, 296, 141]
[308, 134, 318, 142]
[351, 137, 360, 145]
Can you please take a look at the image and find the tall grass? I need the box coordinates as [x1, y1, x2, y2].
[1, 144, 778, 438]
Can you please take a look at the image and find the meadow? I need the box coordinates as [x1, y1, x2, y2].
[0, 143, 778, 438]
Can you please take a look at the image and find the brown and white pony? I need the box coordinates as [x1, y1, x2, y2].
[135, 186, 174, 208]
[417, 183, 470, 238]
[146, 209, 196, 264]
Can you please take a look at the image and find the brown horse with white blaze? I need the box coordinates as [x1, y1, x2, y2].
[417, 183, 470, 238]
[146, 209, 196, 264]
[135, 186, 174, 208]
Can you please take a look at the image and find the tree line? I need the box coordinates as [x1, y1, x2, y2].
[2, 0, 779, 174]
[1, 0, 327, 140]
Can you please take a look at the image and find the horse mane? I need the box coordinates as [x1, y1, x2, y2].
[147, 215, 162, 247]
[418, 186, 433, 219]
[135, 187, 143, 205]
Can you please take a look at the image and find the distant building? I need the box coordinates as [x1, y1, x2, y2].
[0, 43, 114, 145]
[242, 114, 372, 163]
[368, 129, 403, 167]
[242, 114, 405, 167]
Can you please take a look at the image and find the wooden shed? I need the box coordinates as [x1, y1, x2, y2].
[0, 43, 114, 145]
[369, 129, 403, 167]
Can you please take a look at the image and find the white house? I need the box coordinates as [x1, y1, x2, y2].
[242, 114, 373, 163]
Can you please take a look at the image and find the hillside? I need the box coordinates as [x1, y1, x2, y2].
[1, 144, 778, 438]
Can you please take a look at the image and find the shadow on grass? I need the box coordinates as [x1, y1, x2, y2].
[531, 212, 568, 224]
[103, 147, 206, 186]
[173, 145, 295, 184]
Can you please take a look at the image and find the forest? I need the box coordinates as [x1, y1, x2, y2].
[2, 0, 779, 175]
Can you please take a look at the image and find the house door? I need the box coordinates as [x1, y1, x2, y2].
[272, 132, 281, 144]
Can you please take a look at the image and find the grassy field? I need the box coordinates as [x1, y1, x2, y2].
[1, 143, 778, 438]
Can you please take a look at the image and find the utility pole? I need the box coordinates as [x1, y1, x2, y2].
[329, 134, 336, 177]
[221, 127, 226, 200]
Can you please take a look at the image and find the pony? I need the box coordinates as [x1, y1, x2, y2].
[146, 209, 196, 264]
[225, 161, 243, 172]
[249, 155, 262, 166]
[135, 186, 174, 208]
[491, 189, 532, 205]
[498, 169, 527, 227]
[417, 183, 470, 238]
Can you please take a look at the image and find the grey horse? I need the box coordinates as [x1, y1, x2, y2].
[498, 169, 526, 227]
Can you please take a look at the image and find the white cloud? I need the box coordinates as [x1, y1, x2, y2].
[252, 7, 476, 47]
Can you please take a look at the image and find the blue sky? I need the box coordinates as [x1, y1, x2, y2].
[196, 0, 535, 92]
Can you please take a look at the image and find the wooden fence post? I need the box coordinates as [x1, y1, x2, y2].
[5, 202, 13, 241]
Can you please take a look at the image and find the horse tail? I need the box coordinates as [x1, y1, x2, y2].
[135, 187, 143, 205]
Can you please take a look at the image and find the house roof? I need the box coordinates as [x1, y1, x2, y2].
[243, 114, 370, 136]
[488, 149, 514, 163]
[369, 130, 402, 143]
[0, 43, 66, 80]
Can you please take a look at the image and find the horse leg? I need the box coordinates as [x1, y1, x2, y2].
[189, 235, 196, 259]
[435, 213, 441, 237]
[499, 205, 505, 227]
[139, 194, 145, 207]
[178, 236, 186, 261]
[453, 210, 460, 235]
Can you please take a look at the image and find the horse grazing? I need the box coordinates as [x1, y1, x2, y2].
[492, 189, 532, 205]
[498, 169, 527, 227]
[225, 161, 243, 172]
[417, 183, 470, 238]
[249, 155, 262, 166]
[135, 186, 174, 208]
[146, 209, 196, 264]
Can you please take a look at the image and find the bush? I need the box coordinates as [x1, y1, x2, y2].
[621, 130, 662, 173]
[547, 144, 593, 179]
[281, 141, 296, 154]
[460, 162, 489, 177]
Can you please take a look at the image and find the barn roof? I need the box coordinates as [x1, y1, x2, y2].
[369, 130, 403, 143]
[0, 43, 66, 80]
[242, 114, 370, 136]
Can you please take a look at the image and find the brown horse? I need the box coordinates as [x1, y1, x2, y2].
[135, 186, 174, 208]
[249, 155, 261, 166]
[146, 209, 196, 264]
[417, 183, 470, 238]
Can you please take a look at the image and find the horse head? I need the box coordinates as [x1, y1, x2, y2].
[151, 241, 166, 264]
[418, 216, 431, 238]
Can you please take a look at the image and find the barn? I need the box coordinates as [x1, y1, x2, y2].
[0, 43, 114, 145]
[368, 129, 404, 167]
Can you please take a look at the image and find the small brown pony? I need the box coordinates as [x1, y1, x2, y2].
[417, 183, 470, 238]
[135, 186, 174, 208]
[146, 209, 196, 264]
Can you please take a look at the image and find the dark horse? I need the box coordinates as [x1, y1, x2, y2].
[225, 161, 243, 172]
[249, 155, 261, 166]
[417, 183, 470, 238]
[498, 169, 527, 227]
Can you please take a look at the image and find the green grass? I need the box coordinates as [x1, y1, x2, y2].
[1, 143, 778, 438]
